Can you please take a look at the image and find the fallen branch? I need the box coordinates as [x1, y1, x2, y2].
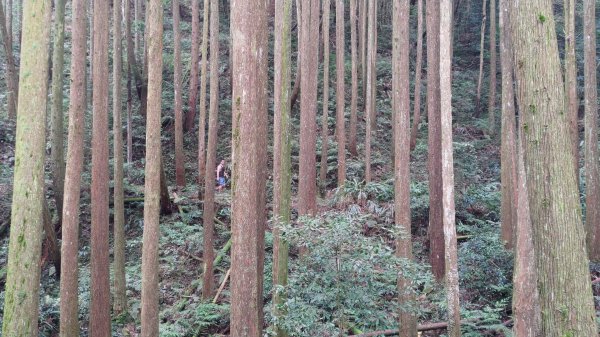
[213, 238, 232, 267]
[349, 321, 451, 337]
[212, 268, 231, 303]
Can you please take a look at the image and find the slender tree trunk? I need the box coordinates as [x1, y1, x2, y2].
[318, 0, 330, 190]
[348, 0, 358, 157]
[0, 0, 18, 119]
[184, 0, 200, 132]
[59, 0, 86, 334]
[134, 0, 141, 58]
[474, 0, 487, 117]
[50, 0, 66, 227]
[230, 0, 268, 335]
[510, 0, 597, 335]
[335, 0, 345, 186]
[173, 0, 184, 187]
[0, 0, 50, 335]
[487, 0, 497, 133]
[565, 0, 578, 182]
[393, 0, 416, 335]
[369, 3, 377, 132]
[197, 0, 209, 188]
[298, 0, 319, 216]
[427, 0, 444, 281]
[365, 0, 376, 183]
[583, 0, 600, 261]
[499, 0, 517, 250]
[112, 0, 127, 315]
[202, 0, 219, 300]
[140, 0, 163, 334]
[409, 0, 424, 151]
[272, 0, 292, 335]
[360, 0, 367, 104]
[125, 0, 133, 164]
[6, 0, 10, 52]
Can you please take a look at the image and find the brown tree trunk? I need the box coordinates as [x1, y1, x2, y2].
[230, 0, 268, 335]
[318, 0, 330, 190]
[0, 0, 18, 119]
[474, 0, 487, 117]
[348, 0, 358, 157]
[368, 3, 377, 132]
[59, 0, 86, 334]
[298, 0, 320, 216]
[427, 0, 444, 281]
[510, 0, 597, 335]
[0, 0, 50, 334]
[125, 0, 133, 164]
[487, 0, 497, 134]
[197, 0, 209, 188]
[140, 0, 163, 334]
[89, 0, 111, 334]
[565, 0, 578, 183]
[184, 0, 200, 132]
[174, 0, 184, 187]
[364, 0, 376, 183]
[360, 0, 367, 104]
[409, 0, 424, 151]
[335, 0, 345, 187]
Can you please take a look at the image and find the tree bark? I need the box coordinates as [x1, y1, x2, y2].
[360, 0, 367, 104]
[427, 0, 444, 281]
[184, 0, 200, 132]
[0, 0, 50, 334]
[230, 0, 268, 335]
[197, 0, 209, 188]
[318, 0, 330, 190]
[487, 0, 497, 134]
[140, 0, 163, 335]
[474, 0, 487, 117]
[365, 0, 376, 183]
[510, 1, 597, 335]
[348, 0, 358, 157]
[409, 0, 424, 151]
[335, 0, 345, 187]
[125, 0, 133, 164]
[0, 0, 18, 119]
[564, 0, 578, 183]
[174, 0, 184, 187]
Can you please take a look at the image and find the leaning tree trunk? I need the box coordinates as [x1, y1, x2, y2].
[510, 0, 597, 335]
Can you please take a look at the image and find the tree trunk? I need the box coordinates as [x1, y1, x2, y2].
[140, 0, 163, 334]
[474, 0, 486, 117]
[0, 0, 18, 119]
[427, 0, 444, 281]
[409, 0, 424, 151]
[318, 0, 330, 190]
[499, 0, 517, 250]
[89, 0, 111, 334]
[368, 3, 377, 132]
[174, 0, 184, 187]
[112, 0, 127, 315]
[272, 0, 292, 334]
[564, 0, 578, 183]
[202, 0, 219, 300]
[59, 0, 86, 334]
[0, 0, 50, 334]
[487, 0, 497, 134]
[125, 0, 133, 164]
[360, 0, 367, 104]
[510, 0, 597, 335]
[197, 0, 209, 188]
[348, 0, 358, 157]
[184, 0, 200, 132]
[335, 0, 345, 187]
[298, 0, 319, 216]
[230, 0, 268, 335]
[364, 0, 376, 183]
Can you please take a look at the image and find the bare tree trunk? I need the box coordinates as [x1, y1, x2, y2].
[125, 0, 133, 164]
[298, 0, 320, 216]
[174, 0, 184, 187]
[318, 0, 330, 190]
[197, 0, 209, 188]
[409, 0, 424, 151]
[565, 0, 578, 183]
[230, 0, 268, 335]
[365, 0, 376, 183]
[59, 0, 86, 334]
[140, 0, 163, 335]
[348, 0, 358, 157]
[0, 0, 50, 334]
[184, 0, 200, 132]
[369, 3, 377, 133]
[0, 0, 18, 119]
[474, 0, 487, 117]
[89, 0, 111, 334]
[487, 0, 497, 134]
[427, 0, 444, 281]
[511, 0, 597, 335]
[335, 0, 345, 187]
[360, 0, 367, 104]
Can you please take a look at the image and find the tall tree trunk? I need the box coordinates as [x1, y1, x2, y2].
[364, 0, 376, 183]
[510, 0, 597, 335]
[50, 0, 66, 227]
[59, 0, 86, 334]
[134, 0, 141, 58]
[230, 0, 268, 335]
[197, 0, 209, 188]
[409, 0, 424, 151]
[360, 0, 367, 104]
[125, 0, 133, 164]
[272, 0, 292, 335]
[298, 0, 319, 216]
[393, 0, 416, 336]
[202, 0, 219, 300]
[335, 0, 345, 187]
[0, 0, 50, 334]
[499, 0, 517, 250]
[583, 0, 600, 261]
[565, 0, 578, 183]
[0, 0, 18, 119]
[184, 0, 200, 132]
[487, 0, 497, 134]
[348, 0, 358, 157]
[140, 0, 163, 334]
[318, 0, 330, 190]
[369, 3, 377, 132]
[474, 0, 487, 117]
[427, 0, 444, 281]
[89, 0, 111, 335]
[440, 2, 460, 336]
[112, 0, 127, 315]
[174, 0, 184, 187]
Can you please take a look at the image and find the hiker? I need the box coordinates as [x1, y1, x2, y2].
[216, 159, 228, 191]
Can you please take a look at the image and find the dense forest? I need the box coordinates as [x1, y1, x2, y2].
[0, 0, 599, 336]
